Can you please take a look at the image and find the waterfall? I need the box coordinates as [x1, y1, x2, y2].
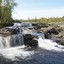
[38, 36, 64, 51]
[0, 34, 24, 48]
[0, 37, 4, 48]
[0, 32, 64, 61]
[3, 36, 11, 48]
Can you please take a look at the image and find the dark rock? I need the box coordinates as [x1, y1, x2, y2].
[34, 23, 48, 30]
[5, 27, 20, 34]
[24, 34, 38, 47]
[46, 28, 59, 35]
[30, 39, 38, 46]
[24, 34, 33, 45]
[9, 28, 19, 34]
[44, 32, 51, 39]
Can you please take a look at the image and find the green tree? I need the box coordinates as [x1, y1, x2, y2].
[0, 0, 2, 19]
[0, 0, 16, 26]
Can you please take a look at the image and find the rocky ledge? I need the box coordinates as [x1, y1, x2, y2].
[24, 34, 38, 47]
[0, 27, 20, 36]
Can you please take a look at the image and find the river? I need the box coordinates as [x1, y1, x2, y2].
[0, 35, 64, 64]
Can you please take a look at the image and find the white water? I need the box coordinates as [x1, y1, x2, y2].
[0, 34, 34, 60]
[0, 34, 24, 48]
[38, 36, 64, 51]
[0, 33, 64, 60]
[0, 45, 34, 60]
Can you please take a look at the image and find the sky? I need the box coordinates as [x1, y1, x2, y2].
[12, 0, 64, 20]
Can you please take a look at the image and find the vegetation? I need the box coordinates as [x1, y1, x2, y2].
[21, 16, 64, 24]
[0, 0, 16, 26]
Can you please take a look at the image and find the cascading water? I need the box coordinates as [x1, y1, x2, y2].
[10, 34, 24, 47]
[0, 22, 64, 64]
[0, 34, 24, 48]
[0, 30, 64, 64]
[38, 36, 64, 51]
[0, 37, 5, 48]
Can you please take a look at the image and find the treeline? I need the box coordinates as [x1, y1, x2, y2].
[21, 16, 64, 24]
[0, 0, 16, 26]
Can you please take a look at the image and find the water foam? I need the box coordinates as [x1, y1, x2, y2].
[0, 34, 24, 48]
[0, 45, 34, 60]
[38, 36, 64, 51]
[0, 33, 64, 60]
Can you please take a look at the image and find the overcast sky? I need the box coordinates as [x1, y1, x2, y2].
[12, 0, 64, 20]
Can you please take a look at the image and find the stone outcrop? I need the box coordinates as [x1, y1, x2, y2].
[0, 27, 20, 36]
[34, 23, 48, 30]
[43, 28, 60, 39]
[46, 28, 59, 35]
[24, 34, 38, 47]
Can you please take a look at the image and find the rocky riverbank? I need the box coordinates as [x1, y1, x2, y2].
[0, 22, 64, 46]
[37, 23, 64, 46]
[0, 22, 64, 64]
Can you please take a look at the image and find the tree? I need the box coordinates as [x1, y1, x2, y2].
[0, 0, 2, 19]
[0, 0, 17, 26]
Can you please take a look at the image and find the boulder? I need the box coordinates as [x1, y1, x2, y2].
[46, 28, 59, 35]
[24, 34, 33, 45]
[24, 34, 38, 47]
[31, 39, 38, 46]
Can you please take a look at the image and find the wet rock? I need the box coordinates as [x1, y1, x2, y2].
[30, 39, 38, 46]
[24, 34, 38, 47]
[44, 32, 51, 39]
[9, 28, 19, 34]
[5, 27, 20, 34]
[24, 34, 33, 45]
[51, 37, 64, 45]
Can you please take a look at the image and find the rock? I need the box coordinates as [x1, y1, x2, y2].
[9, 28, 19, 34]
[5, 27, 19, 34]
[31, 39, 38, 46]
[44, 32, 51, 39]
[24, 34, 38, 47]
[46, 28, 59, 35]
[51, 37, 64, 45]
[24, 34, 33, 45]
[35, 23, 48, 30]
[0, 27, 20, 36]
[0, 28, 11, 36]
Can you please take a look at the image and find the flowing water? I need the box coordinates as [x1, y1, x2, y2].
[0, 34, 24, 48]
[0, 33, 64, 64]
[38, 36, 64, 51]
